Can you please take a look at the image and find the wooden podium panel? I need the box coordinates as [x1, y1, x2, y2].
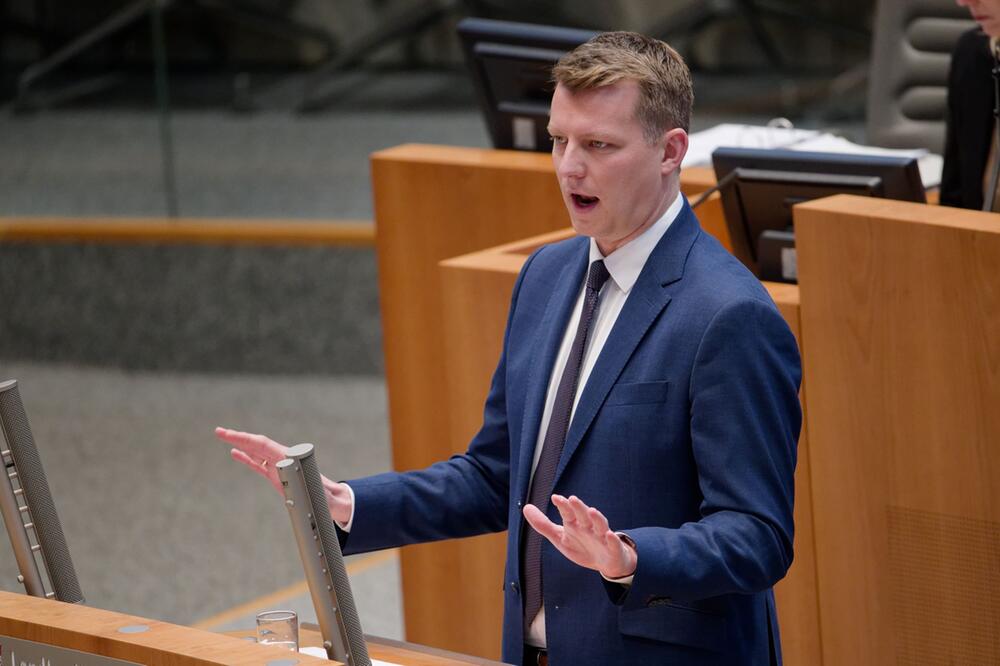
[440, 233, 818, 665]
[0, 591, 503, 666]
[371, 144, 725, 658]
[795, 195, 1000, 665]
[0, 591, 330, 665]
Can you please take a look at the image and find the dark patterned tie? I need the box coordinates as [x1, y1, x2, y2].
[522, 259, 611, 630]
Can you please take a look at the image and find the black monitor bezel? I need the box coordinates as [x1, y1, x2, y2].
[711, 147, 926, 280]
[457, 17, 598, 152]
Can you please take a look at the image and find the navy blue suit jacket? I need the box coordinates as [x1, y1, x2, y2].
[343, 200, 802, 665]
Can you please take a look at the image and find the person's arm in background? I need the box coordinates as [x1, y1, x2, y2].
[940, 31, 965, 208]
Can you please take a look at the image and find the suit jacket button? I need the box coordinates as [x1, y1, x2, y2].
[510, 581, 520, 594]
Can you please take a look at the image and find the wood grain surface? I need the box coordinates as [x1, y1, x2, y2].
[0, 218, 374, 246]
[0, 591, 330, 666]
[796, 195, 1000, 665]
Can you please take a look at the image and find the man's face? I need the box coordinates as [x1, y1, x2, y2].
[957, 0, 1000, 37]
[548, 80, 679, 255]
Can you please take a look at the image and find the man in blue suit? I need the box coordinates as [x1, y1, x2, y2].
[218, 30, 800, 666]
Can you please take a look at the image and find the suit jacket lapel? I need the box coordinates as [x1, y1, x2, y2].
[514, 239, 589, 506]
[553, 201, 702, 488]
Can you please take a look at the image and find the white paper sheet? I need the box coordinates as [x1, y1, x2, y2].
[683, 123, 820, 168]
[787, 134, 943, 189]
[299, 645, 402, 665]
[684, 123, 943, 189]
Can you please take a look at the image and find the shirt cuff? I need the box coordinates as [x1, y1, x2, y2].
[335, 483, 356, 533]
[600, 532, 636, 586]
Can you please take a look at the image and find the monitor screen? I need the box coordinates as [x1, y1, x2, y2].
[711, 147, 926, 282]
[457, 18, 597, 151]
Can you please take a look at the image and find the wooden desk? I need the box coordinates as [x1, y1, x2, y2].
[370, 144, 726, 659]
[0, 591, 501, 666]
[227, 625, 506, 666]
[0, 591, 330, 666]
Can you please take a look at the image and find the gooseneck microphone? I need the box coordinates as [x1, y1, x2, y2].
[276, 443, 370, 666]
[0, 380, 83, 604]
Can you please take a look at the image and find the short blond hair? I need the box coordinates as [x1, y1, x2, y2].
[552, 31, 693, 141]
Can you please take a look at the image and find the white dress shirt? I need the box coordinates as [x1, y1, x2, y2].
[525, 193, 683, 648]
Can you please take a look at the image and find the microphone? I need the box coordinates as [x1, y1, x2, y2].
[276, 443, 370, 666]
[0, 379, 83, 604]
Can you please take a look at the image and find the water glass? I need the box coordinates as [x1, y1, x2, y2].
[256, 610, 298, 652]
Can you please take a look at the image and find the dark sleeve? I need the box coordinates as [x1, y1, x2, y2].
[940, 28, 994, 209]
[940, 33, 966, 208]
[339, 248, 542, 555]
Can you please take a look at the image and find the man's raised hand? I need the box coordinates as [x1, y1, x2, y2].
[214, 427, 354, 526]
[522, 494, 637, 580]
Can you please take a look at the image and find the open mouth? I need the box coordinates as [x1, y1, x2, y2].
[571, 193, 600, 210]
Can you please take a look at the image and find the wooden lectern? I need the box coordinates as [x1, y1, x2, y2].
[794, 196, 1000, 665]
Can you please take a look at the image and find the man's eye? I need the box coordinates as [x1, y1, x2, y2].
[549, 135, 566, 145]
[590, 140, 608, 149]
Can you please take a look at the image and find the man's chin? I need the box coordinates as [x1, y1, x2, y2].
[568, 215, 599, 238]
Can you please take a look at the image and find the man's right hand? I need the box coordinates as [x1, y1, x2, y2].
[214, 427, 354, 526]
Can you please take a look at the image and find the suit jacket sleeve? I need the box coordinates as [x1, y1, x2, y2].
[941, 28, 993, 210]
[338, 249, 541, 555]
[617, 297, 801, 608]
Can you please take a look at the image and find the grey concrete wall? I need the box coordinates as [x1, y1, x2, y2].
[0, 242, 382, 374]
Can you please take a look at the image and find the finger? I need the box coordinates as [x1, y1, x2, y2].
[551, 495, 578, 527]
[228, 440, 276, 468]
[523, 504, 564, 542]
[230, 448, 272, 478]
[230, 448, 284, 493]
[230, 448, 263, 471]
[566, 495, 593, 528]
[588, 506, 611, 536]
[216, 427, 284, 457]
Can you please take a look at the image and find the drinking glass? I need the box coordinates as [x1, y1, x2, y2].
[256, 610, 298, 652]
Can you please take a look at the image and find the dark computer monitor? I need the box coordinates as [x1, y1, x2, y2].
[711, 147, 926, 282]
[457, 18, 597, 152]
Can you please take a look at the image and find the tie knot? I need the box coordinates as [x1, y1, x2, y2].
[587, 260, 611, 293]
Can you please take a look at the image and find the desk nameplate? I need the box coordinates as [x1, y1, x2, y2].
[0, 634, 142, 666]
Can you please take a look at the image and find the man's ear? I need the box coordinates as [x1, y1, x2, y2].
[660, 128, 688, 175]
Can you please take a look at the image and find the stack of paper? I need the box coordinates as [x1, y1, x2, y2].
[684, 123, 943, 189]
[682, 124, 820, 168]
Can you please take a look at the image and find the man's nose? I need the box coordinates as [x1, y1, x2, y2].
[557, 143, 586, 180]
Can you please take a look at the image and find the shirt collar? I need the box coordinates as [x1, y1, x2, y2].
[588, 193, 684, 294]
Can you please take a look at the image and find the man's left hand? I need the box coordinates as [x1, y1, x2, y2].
[523, 494, 637, 579]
